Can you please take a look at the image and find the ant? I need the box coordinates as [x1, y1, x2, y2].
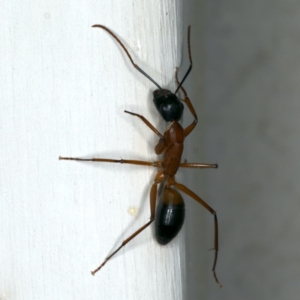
[59, 25, 221, 287]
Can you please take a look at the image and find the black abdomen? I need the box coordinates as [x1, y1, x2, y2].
[155, 188, 185, 245]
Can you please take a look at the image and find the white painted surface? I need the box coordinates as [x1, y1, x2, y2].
[0, 1, 185, 299]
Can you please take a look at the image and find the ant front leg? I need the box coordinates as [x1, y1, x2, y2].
[175, 68, 198, 138]
[124, 110, 164, 139]
[91, 171, 164, 275]
[124, 110, 166, 155]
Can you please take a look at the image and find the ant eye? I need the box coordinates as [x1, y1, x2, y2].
[161, 104, 167, 112]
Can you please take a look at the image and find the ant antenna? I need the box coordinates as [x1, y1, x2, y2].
[92, 25, 163, 90]
[174, 26, 193, 94]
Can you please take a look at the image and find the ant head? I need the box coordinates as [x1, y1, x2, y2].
[153, 89, 184, 122]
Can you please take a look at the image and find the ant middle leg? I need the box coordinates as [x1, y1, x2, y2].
[59, 156, 162, 168]
[179, 162, 218, 169]
[59, 110, 164, 167]
[91, 171, 164, 275]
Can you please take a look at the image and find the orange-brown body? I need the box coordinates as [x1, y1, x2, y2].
[155, 121, 185, 177]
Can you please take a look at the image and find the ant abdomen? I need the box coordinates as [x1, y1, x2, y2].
[155, 187, 185, 245]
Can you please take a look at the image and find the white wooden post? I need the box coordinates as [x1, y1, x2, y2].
[0, 1, 185, 299]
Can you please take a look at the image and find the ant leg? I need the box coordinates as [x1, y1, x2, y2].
[124, 110, 164, 139]
[175, 67, 198, 137]
[171, 179, 222, 288]
[59, 156, 162, 168]
[179, 162, 218, 169]
[91, 171, 164, 275]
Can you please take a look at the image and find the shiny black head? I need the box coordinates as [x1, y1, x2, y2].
[153, 89, 184, 122]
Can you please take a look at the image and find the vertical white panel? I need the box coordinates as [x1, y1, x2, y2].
[0, 1, 184, 299]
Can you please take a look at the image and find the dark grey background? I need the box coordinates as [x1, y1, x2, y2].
[183, 1, 300, 299]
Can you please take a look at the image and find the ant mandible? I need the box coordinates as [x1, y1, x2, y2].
[59, 25, 222, 287]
